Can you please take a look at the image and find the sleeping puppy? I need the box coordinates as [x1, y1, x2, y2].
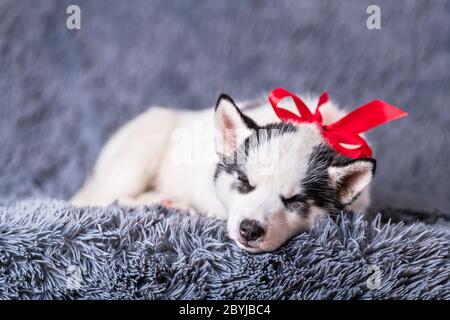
[72, 93, 375, 253]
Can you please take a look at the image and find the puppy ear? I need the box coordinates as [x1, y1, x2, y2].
[328, 158, 376, 206]
[215, 94, 257, 156]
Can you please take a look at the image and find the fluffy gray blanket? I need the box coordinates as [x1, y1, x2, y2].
[0, 0, 449, 299]
[0, 200, 448, 299]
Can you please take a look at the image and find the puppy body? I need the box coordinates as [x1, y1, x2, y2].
[73, 94, 374, 252]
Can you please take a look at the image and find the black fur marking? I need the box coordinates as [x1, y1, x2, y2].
[215, 94, 234, 111]
[301, 144, 343, 212]
[215, 94, 259, 130]
[241, 122, 298, 158]
[240, 112, 259, 130]
[214, 159, 254, 194]
[232, 175, 256, 194]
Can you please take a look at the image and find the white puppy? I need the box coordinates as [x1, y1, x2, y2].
[72, 93, 374, 252]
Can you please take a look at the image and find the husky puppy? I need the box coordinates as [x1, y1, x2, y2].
[72, 93, 375, 252]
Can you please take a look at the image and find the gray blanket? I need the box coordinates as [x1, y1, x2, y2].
[0, 200, 448, 299]
[0, 0, 449, 299]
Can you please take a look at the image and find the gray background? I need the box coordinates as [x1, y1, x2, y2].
[0, 0, 449, 214]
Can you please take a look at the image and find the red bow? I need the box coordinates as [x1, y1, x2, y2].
[268, 88, 408, 158]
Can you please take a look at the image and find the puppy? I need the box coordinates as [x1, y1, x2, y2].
[72, 93, 375, 252]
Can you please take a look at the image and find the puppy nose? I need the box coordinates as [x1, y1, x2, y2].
[239, 219, 265, 241]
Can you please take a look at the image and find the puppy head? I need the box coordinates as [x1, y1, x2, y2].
[213, 94, 376, 253]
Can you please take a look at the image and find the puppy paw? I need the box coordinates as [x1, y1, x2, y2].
[160, 198, 196, 215]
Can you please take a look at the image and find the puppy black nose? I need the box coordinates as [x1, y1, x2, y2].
[239, 219, 265, 241]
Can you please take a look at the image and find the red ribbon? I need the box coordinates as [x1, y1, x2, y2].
[268, 88, 408, 158]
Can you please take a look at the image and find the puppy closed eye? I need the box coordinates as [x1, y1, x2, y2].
[234, 174, 255, 194]
[281, 194, 307, 211]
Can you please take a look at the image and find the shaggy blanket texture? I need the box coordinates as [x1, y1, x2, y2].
[0, 200, 448, 300]
[0, 0, 449, 299]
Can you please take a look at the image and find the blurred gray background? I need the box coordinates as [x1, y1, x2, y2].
[0, 0, 449, 214]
